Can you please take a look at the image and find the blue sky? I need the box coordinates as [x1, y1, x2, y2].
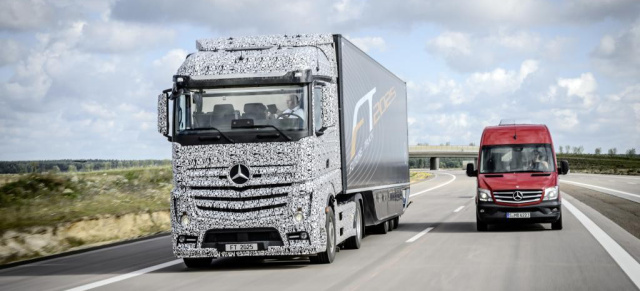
[0, 0, 638, 160]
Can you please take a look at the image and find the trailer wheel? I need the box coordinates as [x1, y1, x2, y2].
[311, 208, 336, 264]
[183, 258, 212, 268]
[344, 202, 363, 249]
[377, 220, 389, 234]
[387, 218, 394, 232]
[393, 217, 399, 229]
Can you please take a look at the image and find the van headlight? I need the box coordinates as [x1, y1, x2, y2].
[478, 188, 493, 202]
[544, 186, 559, 200]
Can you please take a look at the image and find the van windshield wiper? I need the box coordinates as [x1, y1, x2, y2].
[190, 127, 235, 143]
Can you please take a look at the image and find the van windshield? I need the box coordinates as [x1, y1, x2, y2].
[480, 144, 555, 174]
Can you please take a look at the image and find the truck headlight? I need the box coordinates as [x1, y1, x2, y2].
[478, 188, 493, 202]
[544, 186, 559, 200]
[180, 213, 190, 226]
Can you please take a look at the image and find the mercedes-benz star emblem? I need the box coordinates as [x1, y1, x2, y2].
[229, 164, 250, 185]
[513, 191, 524, 201]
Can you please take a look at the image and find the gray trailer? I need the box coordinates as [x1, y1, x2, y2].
[157, 34, 409, 267]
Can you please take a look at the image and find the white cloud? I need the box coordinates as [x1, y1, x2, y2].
[349, 36, 387, 53]
[592, 18, 640, 81]
[557, 73, 598, 107]
[79, 21, 176, 53]
[551, 109, 579, 130]
[0, 0, 53, 31]
[427, 30, 543, 72]
[0, 39, 22, 66]
[467, 59, 539, 97]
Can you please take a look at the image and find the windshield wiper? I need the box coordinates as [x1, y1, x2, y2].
[235, 124, 292, 141]
[190, 127, 235, 143]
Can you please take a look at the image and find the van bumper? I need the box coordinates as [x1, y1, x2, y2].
[477, 200, 561, 224]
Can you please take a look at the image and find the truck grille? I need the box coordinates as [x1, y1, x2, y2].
[493, 190, 542, 204]
[191, 185, 290, 217]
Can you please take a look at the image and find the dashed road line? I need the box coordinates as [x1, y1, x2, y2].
[453, 206, 465, 213]
[405, 227, 434, 243]
[65, 259, 183, 291]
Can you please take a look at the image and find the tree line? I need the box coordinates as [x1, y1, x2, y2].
[0, 159, 172, 174]
[558, 146, 637, 157]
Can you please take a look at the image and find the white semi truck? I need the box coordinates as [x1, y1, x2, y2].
[157, 34, 410, 267]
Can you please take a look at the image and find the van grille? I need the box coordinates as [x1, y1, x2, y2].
[493, 190, 542, 204]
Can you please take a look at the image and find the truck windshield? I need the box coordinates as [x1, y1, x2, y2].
[480, 144, 556, 174]
[175, 85, 308, 135]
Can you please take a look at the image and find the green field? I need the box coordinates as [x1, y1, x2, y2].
[557, 154, 640, 175]
[0, 166, 172, 231]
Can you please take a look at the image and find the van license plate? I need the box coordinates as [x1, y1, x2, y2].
[507, 212, 530, 219]
[225, 244, 258, 251]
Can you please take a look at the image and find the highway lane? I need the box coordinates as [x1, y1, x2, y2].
[560, 173, 640, 203]
[1, 171, 639, 290]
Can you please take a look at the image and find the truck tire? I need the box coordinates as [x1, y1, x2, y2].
[393, 217, 399, 229]
[183, 258, 212, 268]
[551, 214, 563, 230]
[377, 220, 389, 234]
[387, 218, 395, 232]
[311, 208, 336, 264]
[344, 202, 363, 249]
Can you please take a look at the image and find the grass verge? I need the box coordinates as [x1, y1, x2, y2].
[0, 166, 172, 232]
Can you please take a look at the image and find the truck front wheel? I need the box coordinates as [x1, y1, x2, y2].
[311, 208, 336, 264]
[344, 202, 363, 249]
[183, 258, 212, 268]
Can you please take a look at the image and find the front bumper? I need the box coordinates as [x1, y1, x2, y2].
[477, 200, 561, 224]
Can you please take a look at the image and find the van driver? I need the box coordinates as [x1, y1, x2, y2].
[531, 150, 549, 171]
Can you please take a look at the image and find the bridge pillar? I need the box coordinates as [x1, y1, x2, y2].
[429, 157, 439, 170]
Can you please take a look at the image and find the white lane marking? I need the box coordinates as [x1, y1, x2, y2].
[453, 206, 465, 213]
[560, 180, 640, 199]
[568, 174, 640, 181]
[406, 227, 434, 243]
[410, 173, 457, 197]
[563, 199, 640, 289]
[65, 259, 183, 291]
[628, 182, 637, 185]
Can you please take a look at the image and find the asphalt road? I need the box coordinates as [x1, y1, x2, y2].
[560, 173, 640, 203]
[1, 171, 639, 291]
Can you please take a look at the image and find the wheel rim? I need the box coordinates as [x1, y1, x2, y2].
[328, 220, 335, 253]
[355, 207, 362, 239]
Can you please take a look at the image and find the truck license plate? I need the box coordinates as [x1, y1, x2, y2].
[507, 212, 530, 218]
[225, 244, 258, 251]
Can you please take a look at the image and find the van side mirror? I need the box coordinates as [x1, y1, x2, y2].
[157, 92, 170, 139]
[558, 160, 569, 175]
[466, 163, 477, 177]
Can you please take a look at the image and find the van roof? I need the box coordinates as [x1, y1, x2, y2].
[481, 124, 553, 146]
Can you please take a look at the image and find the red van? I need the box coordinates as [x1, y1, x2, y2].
[466, 122, 569, 231]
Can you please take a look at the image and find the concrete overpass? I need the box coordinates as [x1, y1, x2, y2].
[408, 145, 479, 170]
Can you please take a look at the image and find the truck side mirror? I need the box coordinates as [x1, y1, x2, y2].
[157, 93, 170, 138]
[466, 163, 477, 177]
[558, 160, 569, 175]
[320, 85, 336, 129]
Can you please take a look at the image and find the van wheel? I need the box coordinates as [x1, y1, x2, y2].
[183, 258, 212, 268]
[476, 216, 488, 231]
[393, 217, 399, 229]
[551, 215, 563, 230]
[378, 220, 389, 234]
[344, 202, 363, 249]
[311, 208, 336, 264]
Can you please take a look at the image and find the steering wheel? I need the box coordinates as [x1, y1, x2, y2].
[277, 113, 303, 119]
